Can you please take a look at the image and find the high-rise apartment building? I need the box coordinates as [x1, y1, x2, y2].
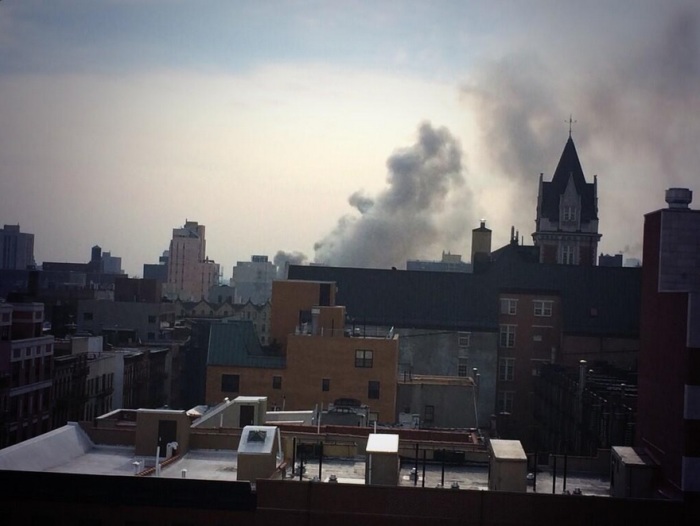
[230, 255, 276, 304]
[0, 225, 35, 270]
[165, 221, 219, 301]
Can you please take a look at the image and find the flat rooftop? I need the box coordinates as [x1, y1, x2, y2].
[0, 423, 611, 497]
[292, 457, 611, 496]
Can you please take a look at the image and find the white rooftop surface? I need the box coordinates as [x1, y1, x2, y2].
[366, 433, 399, 454]
[159, 449, 239, 481]
[0, 423, 137, 475]
[0, 423, 244, 481]
[489, 439, 528, 461]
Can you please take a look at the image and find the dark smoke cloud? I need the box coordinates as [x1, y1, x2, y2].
[460, 3, 700, 257]
[314, 122, 471, 269]
[274, 250, 308, 278]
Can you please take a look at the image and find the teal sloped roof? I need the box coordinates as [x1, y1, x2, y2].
[207, 321, 285, 368]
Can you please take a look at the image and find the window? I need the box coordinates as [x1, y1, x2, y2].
[272, 376, 282, 389]
[499, 325, 516, 348]
[458, 332, 471, 348]
[458, 358, 469, 378]
[424, 405, 435, 424]
[368, 380, 380, 399]
[147, 315, 157, 324]
[322, 378, 330, 392]
[562, 206, 576, 222]
[499, 358, 515, 381]
[83, 312, 93, 321]
[561, 245, 575, 265]
[221, 374, 240, 393]
[500, 298, 517, 315]
[497, 391, 515, 413]
[355, 349, 373, 368]
[533, 300, 553, 317]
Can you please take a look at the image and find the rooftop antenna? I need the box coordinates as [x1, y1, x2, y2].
[566, 115, 577, 138]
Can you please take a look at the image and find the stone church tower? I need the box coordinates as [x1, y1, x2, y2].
[533, 135, 601, 265]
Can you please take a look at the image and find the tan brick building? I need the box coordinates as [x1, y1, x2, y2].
[205, 280, 399, 424]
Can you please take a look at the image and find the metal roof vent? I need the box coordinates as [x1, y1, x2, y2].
[665, 188, 692, 209]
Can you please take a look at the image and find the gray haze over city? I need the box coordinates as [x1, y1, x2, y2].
[1, 1, 698, 277]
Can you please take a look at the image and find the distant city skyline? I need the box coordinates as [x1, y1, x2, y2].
[1, 1, 699, 277]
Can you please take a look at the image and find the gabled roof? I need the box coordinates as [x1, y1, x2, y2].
[207, 321, 284, 368]
[540, 137, 597, 222]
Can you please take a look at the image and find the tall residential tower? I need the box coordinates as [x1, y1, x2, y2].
[165, 221, 219, 301]
[0, 225, 35, 270]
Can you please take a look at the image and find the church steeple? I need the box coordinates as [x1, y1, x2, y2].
[532, 134, 601, 266]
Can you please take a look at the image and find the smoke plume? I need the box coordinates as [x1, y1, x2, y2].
[460, 3, 700, 257]
[274, 250, 308, 278]
[314, 122, 471, 269]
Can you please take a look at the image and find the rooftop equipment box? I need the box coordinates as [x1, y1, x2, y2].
[488, 439, 527, 492]
[365, 433, 400, 486]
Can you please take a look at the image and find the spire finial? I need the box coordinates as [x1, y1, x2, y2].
[566, 114, 577, 138]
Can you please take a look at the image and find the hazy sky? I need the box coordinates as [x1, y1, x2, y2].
[1, 1, 699, 278]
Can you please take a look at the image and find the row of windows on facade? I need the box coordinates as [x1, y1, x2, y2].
[87, 373, 114, 396]
[11, 358, 52, 385]
[6, 388, 51, 418]
[220, 373, 381, 399]
[500, 299, 553, 317]
[498, 325, 550, 348]
[12, 344, 53, 359]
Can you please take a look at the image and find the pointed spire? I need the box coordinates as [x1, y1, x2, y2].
[551, 136, 586, 192]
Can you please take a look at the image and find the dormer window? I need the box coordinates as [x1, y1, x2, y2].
[562, 206, 576, 222]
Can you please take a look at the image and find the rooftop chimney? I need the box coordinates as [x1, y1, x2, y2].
[665, 188, 692, 209]
[471, 220, 492, 270]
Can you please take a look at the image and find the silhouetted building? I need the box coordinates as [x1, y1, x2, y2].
[533, 135, 601, 265]
[114, 277, 162, 303]
[599, 253, 623, 267]
[407, 251, 472, 273]
[0, 225, 35, 270]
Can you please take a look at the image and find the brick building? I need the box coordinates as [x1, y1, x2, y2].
[637, 187, 700, 501]
[205, 280, 399, 423]
[0, 302, 54, 447]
